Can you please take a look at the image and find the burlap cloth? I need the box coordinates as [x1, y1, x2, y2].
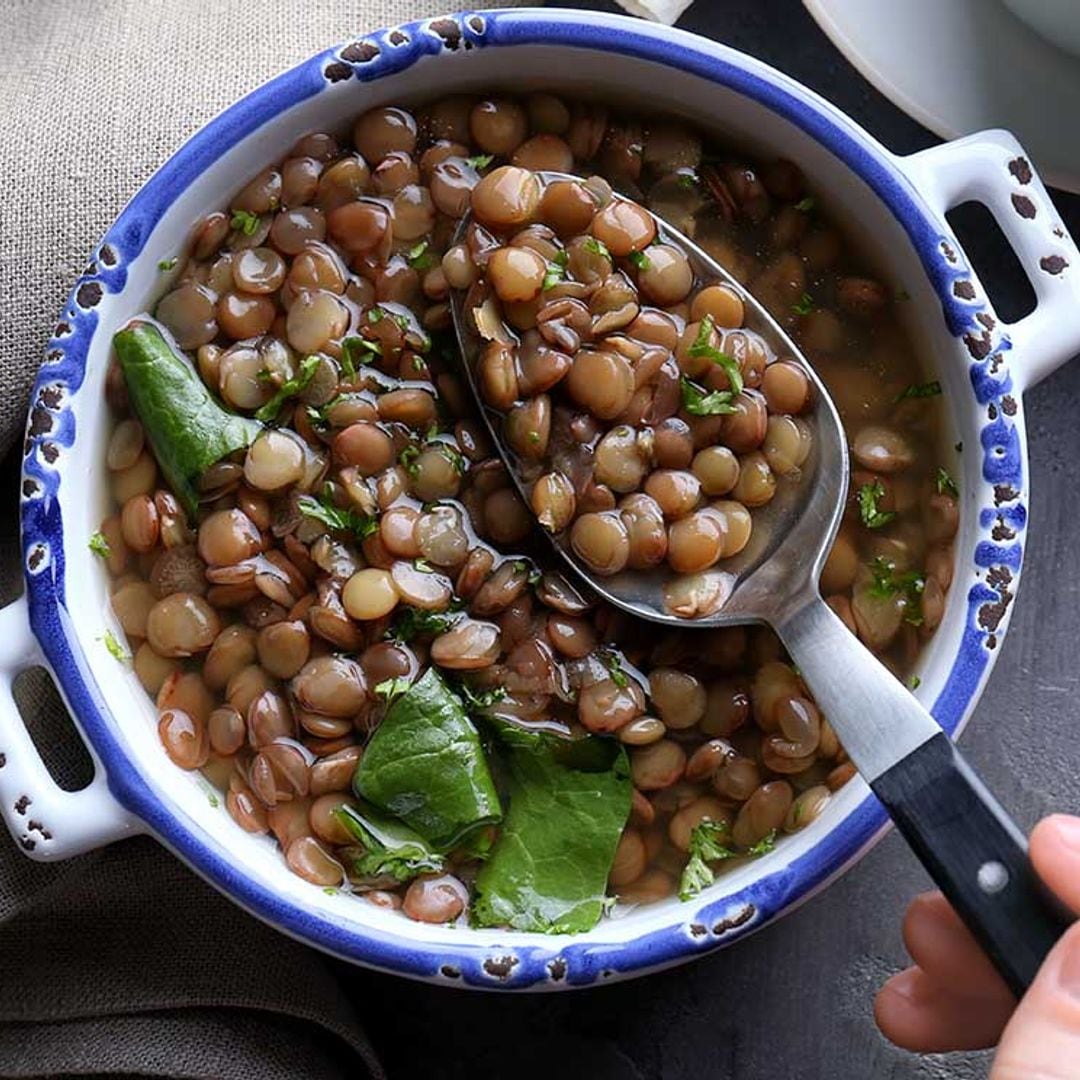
[0, 1, 537, 1076]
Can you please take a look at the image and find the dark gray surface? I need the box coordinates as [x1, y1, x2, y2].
[338, 3, 1080, 1078]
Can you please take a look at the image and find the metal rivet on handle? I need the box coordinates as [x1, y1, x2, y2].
[978, 860, 1010, 895]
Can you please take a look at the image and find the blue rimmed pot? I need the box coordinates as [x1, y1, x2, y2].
[3, 8, 1078, 990]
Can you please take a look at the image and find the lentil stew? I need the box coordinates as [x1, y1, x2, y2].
[96, 93, 956, 929]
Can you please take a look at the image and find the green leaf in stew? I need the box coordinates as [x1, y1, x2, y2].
[112, 321, 261, 516]
[334, 802, 445, 884]
[353, 667, 502, 850]
[470, 722, 632, 934]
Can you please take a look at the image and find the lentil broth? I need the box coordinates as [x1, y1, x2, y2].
[98, 93, 956, 925]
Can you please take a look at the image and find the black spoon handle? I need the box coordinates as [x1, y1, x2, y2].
[778, 597, 1073, 999]
[872, 732, 1072, 997]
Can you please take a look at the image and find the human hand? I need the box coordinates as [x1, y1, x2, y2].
[875, 814, 1080, 1075]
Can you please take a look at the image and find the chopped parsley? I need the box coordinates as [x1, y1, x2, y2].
[296, 490, 378, 539]
[255, 354, 321, 423]
[679, 824, 777, 898]
[680, 376, 736, 417]
[465, 153, 494, 171]
[584, 236, 611, 260]
[628, 250, 652, 271]
[340, 335, 380, 379]
[542, 249, 569, 291]
[413, 355, 426, 372]
[406, 240, 435, 270]
[868, 556, 926, 626]
[157, 257, 178, 272]
[936, 467, 959, 498]
[857, 479, 897, 530]
[602, 650, 630, 689]
[399, 444, 420, 477]
[677, 171, 698, 190]
[230, 209, 261, 236]
[367, 306, 385, 324]
[457, 682, 508, 711]
[101, 629, 129, 663]
[794, 196, 816, 213]
[792, 292, 815, 316]
[688, 314, 743, 394]
[678, 819, 733, 901]
[88, 532, 111, 559]
[374, 677, 412, 701]
[386, 605, 460, 642]
[896, 380, 942, 402]
[908, 675, 922, 691]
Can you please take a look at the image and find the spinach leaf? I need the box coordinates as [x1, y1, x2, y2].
[353, 667, 502, 850]
[113, 321, 261, 515]
[471, 726, 632, 934]
[334, 802, 445, 883]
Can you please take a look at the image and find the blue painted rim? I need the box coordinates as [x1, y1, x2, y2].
[19, 9, 1024, 989]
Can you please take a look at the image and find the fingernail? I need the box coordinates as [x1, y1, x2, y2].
[1048, 814, 1080, 853]
[1055, 927, 1080, 998]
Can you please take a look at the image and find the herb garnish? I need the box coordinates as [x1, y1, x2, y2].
[296, 490, 379, 539]
[857, 479, 897, 530]
[542, 249, 569, 290]
[340, 336, 380, 379]
[367, 306, 384, 324]
[896, 380, 942, 402]
[680, 376, 737, 417]
[908, 675, 922, 691]
[465, 153, 494, 171]
[457, 682, 508, 711]
[255, 354, 321, 423]
[407, 240, 435, 270]
[387, 605, 461, 642]
[399, 444, 420, 477]
[679, 821, 776, 901]
[628, 250, 651, 271]
[584, 236, 611, 260]
[794, 196, 815, 213]
[688, 314, 743, 394]
[602, 650, 630, 689]
[936, 466, 959, 498]
[157, 257, 178, 272]
[677, 171, 698, 190]
[679, 820, 733, 900]
[88, 532, 111, 559]
[230, 209, 261, 236]
[374, 676, 412, 702]
[868, 556, 926, 626]
[101, 629, 129, 663]
[792, 292, 815, 316]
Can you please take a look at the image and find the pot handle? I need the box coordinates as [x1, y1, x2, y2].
[897, 130, 1080, 392]
[0, 595, 142, 860]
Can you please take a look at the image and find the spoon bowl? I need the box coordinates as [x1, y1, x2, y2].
[451, 170, 847, 628]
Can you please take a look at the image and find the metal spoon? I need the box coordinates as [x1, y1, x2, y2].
[451, 171, 1070, 996]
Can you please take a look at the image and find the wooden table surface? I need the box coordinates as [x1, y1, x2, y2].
[339, 3, 1080, 1077]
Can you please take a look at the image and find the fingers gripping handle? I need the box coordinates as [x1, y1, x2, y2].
[0, 597, 140, 860]
[899, 130, 1080, 391]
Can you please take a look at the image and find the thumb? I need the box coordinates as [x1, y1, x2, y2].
[991, 815, 1080, 1079]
